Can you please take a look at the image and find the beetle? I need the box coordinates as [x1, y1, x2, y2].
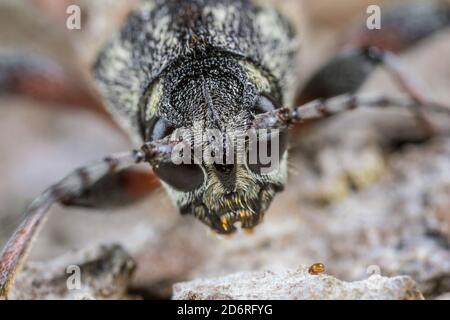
[1, 0, 449, 298]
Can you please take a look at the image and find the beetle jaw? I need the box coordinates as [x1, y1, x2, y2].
[179, 184, 281, 234]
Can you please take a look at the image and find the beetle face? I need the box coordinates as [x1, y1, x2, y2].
[178, 161, 287, 234]
[148, 118, 289, 234]
[158, 136, 289, 234]
[142, 55, 289, 233]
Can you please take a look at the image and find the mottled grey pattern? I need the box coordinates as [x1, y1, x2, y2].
[94, 0, 299, 233]
[94, 0, 298, 143]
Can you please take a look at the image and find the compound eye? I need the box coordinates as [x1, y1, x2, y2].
[253, 94, 280, 115]
[146, 116, 204, 191]
[153, 162, 204, 192]
[146, 116, 175, 141]
[249, 95, 287, 174]
[247, 128, 288, 174]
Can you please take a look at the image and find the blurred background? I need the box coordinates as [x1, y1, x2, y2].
[0, 0, 449, 299]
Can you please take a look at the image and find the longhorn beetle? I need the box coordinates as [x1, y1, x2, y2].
[1, 0, 450, 298]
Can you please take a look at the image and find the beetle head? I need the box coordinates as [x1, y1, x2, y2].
[141, 54, 288, 233]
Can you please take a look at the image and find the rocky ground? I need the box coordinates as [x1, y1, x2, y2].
[0, 0, 449, 300]
[172, 267, 424, 300]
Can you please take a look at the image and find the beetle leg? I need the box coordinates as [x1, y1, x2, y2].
[297, 47, 381, 105]
[0, 53, 122, 130]
[297, 1, 450, 133]
[297, 47, 426, 103]
[0, 138, 178, 299]
[299, 0, 450, 104]
[60, 168, 160, 209]
[297, 45, 447, 134]
[0, 54, 93, 110]
[341, 1, 450, 54]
